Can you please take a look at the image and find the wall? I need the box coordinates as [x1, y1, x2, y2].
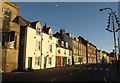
[25, 26, 41, 70]
[1, 2, 20, 72]
[56, 46, 71, 66]
[41, 32, 57, 69]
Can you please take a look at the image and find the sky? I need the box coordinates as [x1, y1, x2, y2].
[15, 2, 119, 53]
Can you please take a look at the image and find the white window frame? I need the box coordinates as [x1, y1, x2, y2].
[36, 27, 40, 35]
[49, 44, 52, 52]
[10, 41, 15, 49]
[36, 41, 40, 50]
[48, 57, 52, 65]
[35, 57, 40, 66]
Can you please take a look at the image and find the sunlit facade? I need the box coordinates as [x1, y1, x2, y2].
[41, 24, 57, 69]
[18, 20, 42, 70]
[56, 40, 72, 67]
[1, 2, 20, 72]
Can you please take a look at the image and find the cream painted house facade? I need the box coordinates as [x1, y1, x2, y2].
[19, 21, 42, 70]
[56, 41, 72, 67]
[41, 24, 57, 69]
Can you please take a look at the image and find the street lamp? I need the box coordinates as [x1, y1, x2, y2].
[100, 8, 119, 74]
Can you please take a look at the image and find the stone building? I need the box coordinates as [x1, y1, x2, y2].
[1, 1, 20, 72]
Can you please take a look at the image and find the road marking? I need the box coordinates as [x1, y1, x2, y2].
[103, 74, 110, 83]
[99, 68, 103, 70]
[82, 67, 86, 70]
[93, 68, 97, 70]
[105, 68, 109, 71]
[88, 68, 92, 70]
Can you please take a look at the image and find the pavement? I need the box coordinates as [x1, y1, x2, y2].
[110, 62, 120, 83]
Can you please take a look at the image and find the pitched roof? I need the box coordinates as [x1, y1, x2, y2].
[42, 23, 51, 34]
[13, 16, 40, 30]
[30, 21, 39, 29]
[12, 16, 31, 26]
[53, 32, 60, 38]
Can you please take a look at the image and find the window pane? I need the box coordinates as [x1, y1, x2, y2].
[35, 57, 40, 66]
[48, 57, 52, 65]
[36, 41, 40, 50]
[5, 11, 11, 20]
[50, 45, 52, 52]
[10, 31, 15, 41]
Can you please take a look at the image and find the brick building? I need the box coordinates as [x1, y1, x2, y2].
[86, 42, 97, 63]
[78, 36, 87, 64]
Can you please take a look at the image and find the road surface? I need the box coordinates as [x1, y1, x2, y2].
[2, 63, 111, 83]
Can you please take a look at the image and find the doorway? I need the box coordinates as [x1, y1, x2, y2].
[28, 57, 32, 70]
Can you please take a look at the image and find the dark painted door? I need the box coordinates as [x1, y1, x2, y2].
[44, 57, 47, 68]
[28, 57, 32, 70]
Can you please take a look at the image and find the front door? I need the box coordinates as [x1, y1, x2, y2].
[63, 57, 67, 66]
[44, 57, 47, 68]
[28, 57, 32, 70]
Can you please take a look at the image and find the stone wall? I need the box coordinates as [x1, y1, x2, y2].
[1, 2, 20, 72]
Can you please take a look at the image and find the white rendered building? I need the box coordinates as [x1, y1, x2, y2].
[40, 24, 57, 69]
[19, 20, 42, 70]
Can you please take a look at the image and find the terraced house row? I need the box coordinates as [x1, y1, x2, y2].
[0, 1, 110, 72]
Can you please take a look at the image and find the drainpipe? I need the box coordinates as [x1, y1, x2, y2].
[40, 32, 43, 69]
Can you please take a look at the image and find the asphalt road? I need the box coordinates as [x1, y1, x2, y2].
[2, 63, 111, 83]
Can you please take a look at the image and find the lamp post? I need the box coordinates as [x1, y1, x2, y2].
[100, 8, 119, 74]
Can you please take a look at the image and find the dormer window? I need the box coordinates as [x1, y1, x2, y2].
[4, 10, 11, 20]
[64, 50, 66, 55]
[66, 42, 68, 48]
[61, 41, 64, 47]
[36, 27, 40, 35]
[58, 49, 60, 54]
[49, 33, 52, 39]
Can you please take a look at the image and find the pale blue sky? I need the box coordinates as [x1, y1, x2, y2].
[16, 2, 118, 53]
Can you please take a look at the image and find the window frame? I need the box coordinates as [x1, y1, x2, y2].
[4, 10, 11, 20]
[48, 57, 52, 65]
[35, 57, 40, 66]
[50, 44, 52, 52]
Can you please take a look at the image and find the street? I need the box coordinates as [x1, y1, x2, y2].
[2, 64, 111, 83]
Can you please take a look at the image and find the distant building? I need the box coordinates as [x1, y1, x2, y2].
[78, 36, 87, 64]
[96, 49, 102, 63]
[109, 51, 115, 63]
[102, 51, 110, 63]
[56, 40, 72, 67]
[58, 29, 80, 65]
[1, 1, 20, 72]
[86, 42, 97, 63]
[54, 32, 72, 67]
